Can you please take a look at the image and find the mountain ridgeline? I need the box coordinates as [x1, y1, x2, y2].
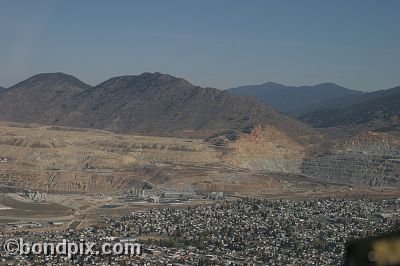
[0, 72, 311, 139]
[0, 72, 399, 187]
[0, 73, 91, 122]
[228, 82, 364, 115]
[300, 85, 400, 128]
[229, 81, 400, 129]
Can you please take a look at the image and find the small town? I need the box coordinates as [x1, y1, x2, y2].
[0, 1, 399, 265]
[1, 197, 399, 265]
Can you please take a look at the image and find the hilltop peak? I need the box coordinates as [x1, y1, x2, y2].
[261, 82, 285, 87]
[11, 72, 91, 90]
[0, 72, 91, 122]
[96, 72, 194, 89]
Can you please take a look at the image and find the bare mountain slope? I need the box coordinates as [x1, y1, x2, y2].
[0, 73, 91, 122]
[45, 72, 312, 138]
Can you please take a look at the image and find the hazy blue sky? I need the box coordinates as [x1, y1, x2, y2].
[1, 0, 399, 91]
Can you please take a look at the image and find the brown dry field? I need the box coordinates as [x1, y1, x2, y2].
[0, 196, 72, 217]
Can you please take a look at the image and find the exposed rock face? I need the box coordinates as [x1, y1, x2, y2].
[222, 125, 307, 173]
[0, 122, 312, 193]
[0, 169, 138, 193]
[0, 121, 398, 192]
[0, 122, 223, 193]
[301, 132, 400, 186]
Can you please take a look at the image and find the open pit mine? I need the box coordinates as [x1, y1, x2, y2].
[0, 121, 399, 198]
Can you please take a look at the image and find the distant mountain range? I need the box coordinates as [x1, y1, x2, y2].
[228, 81, 400, 129]
[0, 72, 311, 139]
[300, 85, 400, 128]
[0, 73, 399, 187]
[228, 82, 364, 115]
[1, 73, 398, 135]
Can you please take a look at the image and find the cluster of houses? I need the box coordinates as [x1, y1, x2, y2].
[1, 198, 399, 265]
